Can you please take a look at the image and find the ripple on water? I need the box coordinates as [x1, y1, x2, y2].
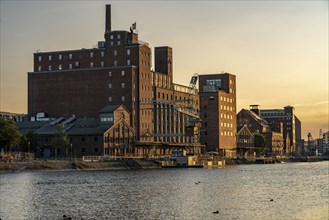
[0, 161, 328, 220]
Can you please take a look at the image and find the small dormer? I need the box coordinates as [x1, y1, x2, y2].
[99, 105, 119, 123]
[99, 105, 131, 124]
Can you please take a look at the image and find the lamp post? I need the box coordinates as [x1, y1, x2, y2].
[70, 143, 73, 160]
[28, 141, 30, 163]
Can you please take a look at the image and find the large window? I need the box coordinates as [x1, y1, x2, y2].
[206, 79, 222, 90]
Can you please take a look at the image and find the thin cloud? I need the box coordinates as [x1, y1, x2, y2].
[294, 101, 329, 107]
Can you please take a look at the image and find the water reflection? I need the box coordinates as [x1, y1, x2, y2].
[0, 162, 328, 220]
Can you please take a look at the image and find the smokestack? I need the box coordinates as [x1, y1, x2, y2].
[250, 105, 261, 116]
[105, 5, 111, 33]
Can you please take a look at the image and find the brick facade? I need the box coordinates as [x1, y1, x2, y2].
[199, 73, 237, 157]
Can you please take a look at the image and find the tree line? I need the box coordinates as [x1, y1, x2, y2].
[0, 118, 69, 153]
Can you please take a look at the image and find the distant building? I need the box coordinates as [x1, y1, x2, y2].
[260, 106, 301, 155]
[317, 131, 329, 156]
[323, 131, 329, 155]
[236, 125, 254, 158]
[27, 4, 202, 156]
[0, 111, 28, 122]
[237, 106, 284, 156]
[198, 73, 237, 157]
[16, 105, 135, 158]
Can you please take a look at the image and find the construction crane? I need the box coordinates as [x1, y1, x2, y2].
[307, 132, 316, 156]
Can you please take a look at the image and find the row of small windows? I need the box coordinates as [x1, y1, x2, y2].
[220, 122, 234, 128]
[262, 112, 285, 116]
[109, 83, 126, 89]
[141, 85, 151, 91]
[141, 110, 151, 116]
[108, 70, 125, 77]
[141, 123, 150, 129]
[38, 61, 105, 71]
[220, 97, 234, 103]
[110, 34, 121, 40]
[141, 72, 151, 79]
[110, 41, 121, 46]
[221, 105, 234, 111]
[221, 113, 234, 119]
[221, 131, 234, 136]
[113, 60, 131, 66]
[101, 117, 114, 122]
[109, 96, 126, 102]
[39, 51, 105, 62]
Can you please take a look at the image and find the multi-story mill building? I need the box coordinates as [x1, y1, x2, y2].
[260, 106, 301, 155]
[28, 4, 201, 156]
[198, 73, 237, 157]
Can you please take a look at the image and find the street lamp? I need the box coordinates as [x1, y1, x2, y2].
[70, 143, 73, 160]
[27, 141, 30, 163]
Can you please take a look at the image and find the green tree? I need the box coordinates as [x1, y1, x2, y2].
[51, 124, 69, 158]
[20, 131, 40, 152]
[253, 132, 267, 156]
[0, 118, 21, 151]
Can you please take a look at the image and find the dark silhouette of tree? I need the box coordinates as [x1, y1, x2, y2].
[51, 124, 69, 158]
[20, 131, 40, 152]
[0, 118, 21, 151]
[253, 132, 267, 156]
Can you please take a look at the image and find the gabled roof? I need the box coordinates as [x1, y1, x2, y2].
[245, 109, 269, 127]
[67, 118, 113, 135]
[16, 118, 115, 136]
[237, 124, 254, 136]
[99, 105, 130, 114]
[15, 121, 52, 134]
[99, 105, 122, 114]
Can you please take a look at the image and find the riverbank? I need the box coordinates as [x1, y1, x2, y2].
[0, 159, 161, 173]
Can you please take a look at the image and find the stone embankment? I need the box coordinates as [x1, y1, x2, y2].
[0, 159, 161, 173]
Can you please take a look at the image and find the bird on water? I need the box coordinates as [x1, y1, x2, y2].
[63, 215, 72, 220]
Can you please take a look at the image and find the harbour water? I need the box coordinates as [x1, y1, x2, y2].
[0, 161, 328, 220]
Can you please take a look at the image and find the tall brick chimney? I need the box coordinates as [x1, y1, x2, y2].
[105, 5, 111, 33]
[250, 105, 261, 116]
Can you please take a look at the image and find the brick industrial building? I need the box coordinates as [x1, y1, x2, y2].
[260, 106, 302, 155]
[28, 5, 203, 157]
[237, 105, 284, 156]
[198, 73, 237, 157]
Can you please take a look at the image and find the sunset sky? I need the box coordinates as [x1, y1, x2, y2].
[0, 1, 328, 139]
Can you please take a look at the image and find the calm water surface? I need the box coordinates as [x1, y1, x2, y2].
[0, 161, 328, 220]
